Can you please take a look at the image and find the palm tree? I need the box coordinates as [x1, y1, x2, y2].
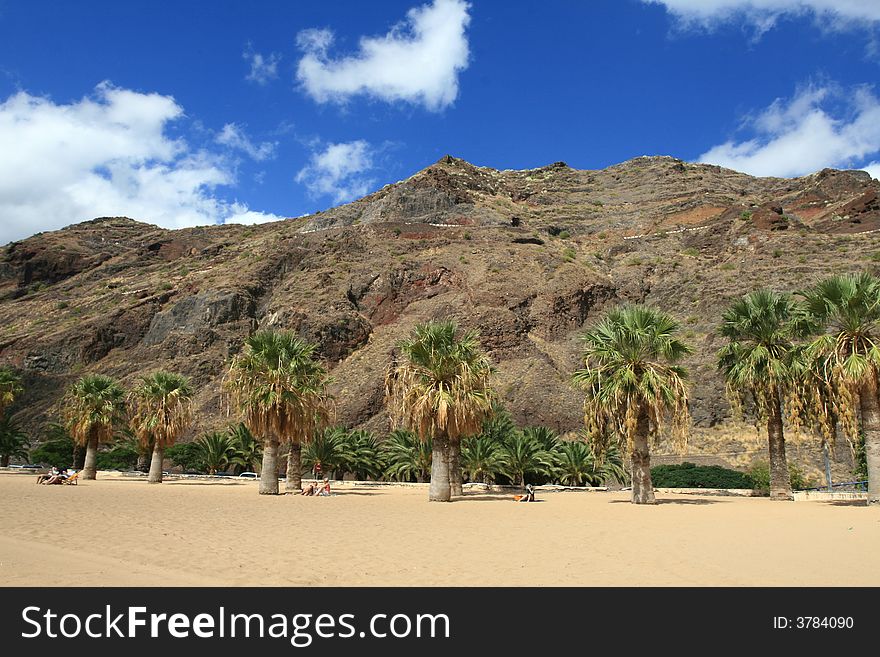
[228, 423, 262, 474]
[460, 434, 502, 483]
[382, 428, 432, 483]
[554, 439, 597, 487]
[340, 429, 384, 481]
[196, 431, 235, 475]
[226, 330, 332, 495]
[0, 416, 29, 467]
[800, 273, 880, 504]
[480, 404, 519, 445]
[578, 424, 630, 486]
[303, 426, 347, 480]
[63, 374, 127, 480]
[385, 320, 495, 502]
[497, 431, 553, 487]
[593, 439, 628, 486]
[522, 426, 560, 454]
[0, 366, 23, 422]
[572, 305, 691, 504]
[717, 290, 802, 500]
[130, 371, 194, 483]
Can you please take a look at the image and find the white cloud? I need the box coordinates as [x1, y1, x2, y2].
[864, 161, 880, 180]
[697, 83, 880, 177]
[643, 1, 880, 35]
[0, 83, 282, 245]
[244, 48, 280, 85]
[295, 140, 375, 204]
[295, 0, 471, 111]
[215, 123, 277, 161]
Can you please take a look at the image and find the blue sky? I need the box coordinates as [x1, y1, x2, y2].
[1, 0, 880, 244]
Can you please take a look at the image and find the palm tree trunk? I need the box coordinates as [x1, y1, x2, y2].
[73, 443, 86, 470]
[286, 442, 302, 493]
[0, 455, 9, 467]
[448, 438, 462, 496]
[630, 403, 656, 504]
[82, 434, 99, 480]
[147, 444, 164, 484]
[429, 433, 451, 502]
[259, 440, 280, 495]
[859, 380, 880, 505]
[767, 388, 792, 500]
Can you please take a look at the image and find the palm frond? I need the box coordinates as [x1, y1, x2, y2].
[385, 319, 496, 441]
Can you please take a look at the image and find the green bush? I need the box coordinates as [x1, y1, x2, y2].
[165, 442, 207, 473]
[851, 431, 868, 480]
[650, 462, 752, 489]
[96, 443, 139, 471]
[30, 436, 75, 468]
[748, 461, 811, 493]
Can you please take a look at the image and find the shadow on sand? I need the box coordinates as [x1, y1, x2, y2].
[609, 497, 721, 505]
[458, 493, 544, 503]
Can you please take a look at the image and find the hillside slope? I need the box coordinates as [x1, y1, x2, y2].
[3, 155, 878, 475]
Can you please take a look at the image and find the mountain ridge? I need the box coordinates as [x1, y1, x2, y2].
[2, 155, 879, 477]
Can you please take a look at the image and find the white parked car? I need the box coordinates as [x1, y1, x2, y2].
[238, 472, 258, 479]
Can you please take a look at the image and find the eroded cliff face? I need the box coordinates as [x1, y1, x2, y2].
[3, 155, 878, 475]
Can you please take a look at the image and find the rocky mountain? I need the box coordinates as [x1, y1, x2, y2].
[3, 154, 879, 476]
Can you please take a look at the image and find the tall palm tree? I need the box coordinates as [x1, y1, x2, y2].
[0, 366, 23, 422]
[385, 320, 495, 502]
[0, 416, 29, 467]
[228, 423, 262, 474]
[130, 371, 194, 483]
[800, 273, 880, 504]
[572, 305, 691, 504]
[717, 290, 802, 500]
[382, 428, 432, 483]
[196, 431, 235, 475]
[63, 374, 127, 480]
[226, 330, 332, 495]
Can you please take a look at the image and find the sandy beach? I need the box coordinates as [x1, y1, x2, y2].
[1, 471, 877, 587]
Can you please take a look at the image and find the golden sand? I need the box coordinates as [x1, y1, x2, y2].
[1, 472, 877, 586]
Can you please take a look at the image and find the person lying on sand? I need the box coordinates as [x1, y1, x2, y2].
[36, 467, 59, 484]
[42, 468, 70, 485]
[514, 484, 535, 502]
[301, 482, 317, 496]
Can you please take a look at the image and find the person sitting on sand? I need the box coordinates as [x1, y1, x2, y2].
[514, 484, 535, 502]
[42, 467, 69, 485]
[316, 477, 331, 496]
[301, 482, 317, 496]
[36, 466, 59, 484]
